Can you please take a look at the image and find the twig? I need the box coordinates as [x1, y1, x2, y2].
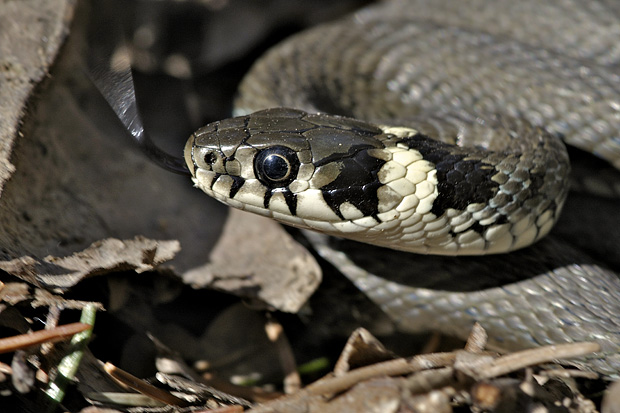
[405, 366, 456, 394]
[40, 306, 62, 355]
[539, 369, 599, 380]
[0, 322, 91, 354]
[196, 406, 245, 413]
[104, 362, 190, 407]
[305, 352, 457, 396]
[473, 342, 600, 379]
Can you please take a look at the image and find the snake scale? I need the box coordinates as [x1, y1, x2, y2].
[93, 0, 620, 376]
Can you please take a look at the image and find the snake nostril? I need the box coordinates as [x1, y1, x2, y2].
[204, 152, 217, 166]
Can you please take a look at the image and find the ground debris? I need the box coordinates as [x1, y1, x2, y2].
[0, 237, 180, 290]
[0, 1, 617, 412]
[181, 209, 322, 313]
[246, 326, 601, 412]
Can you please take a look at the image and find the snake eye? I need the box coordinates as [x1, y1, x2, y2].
[254, 146, 299, 187]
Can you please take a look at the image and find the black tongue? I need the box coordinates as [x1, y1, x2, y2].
[85, 6, 190, 176]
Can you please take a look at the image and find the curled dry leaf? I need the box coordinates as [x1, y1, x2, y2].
[0, 237, 180, 290]
[182, 209, 322, 313]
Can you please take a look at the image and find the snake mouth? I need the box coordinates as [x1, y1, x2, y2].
[183, 134, 197, 176]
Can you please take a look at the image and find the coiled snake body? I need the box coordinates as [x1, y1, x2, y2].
[183, 0, 620, 376]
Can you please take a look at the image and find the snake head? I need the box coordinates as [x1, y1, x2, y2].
[185, 107, 404, 230]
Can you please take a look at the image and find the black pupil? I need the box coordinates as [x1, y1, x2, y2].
[262, 154, 290, 181]
[254, 146, 298, 187]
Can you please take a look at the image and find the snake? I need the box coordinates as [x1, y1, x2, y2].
[91, 0, 620, 376]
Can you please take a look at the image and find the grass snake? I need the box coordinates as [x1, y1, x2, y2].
[93, 0, 620, 377]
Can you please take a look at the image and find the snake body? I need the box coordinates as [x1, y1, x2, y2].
[184, 0, 620, 375]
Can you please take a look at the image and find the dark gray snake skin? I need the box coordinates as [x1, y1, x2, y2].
[183, 0, 620, 376]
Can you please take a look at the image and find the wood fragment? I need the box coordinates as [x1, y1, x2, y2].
[0, 322, 91, 354]
[104, 362, 190, 407]
[40, 305, 62, 355]
[85, 392, 166, 407]
[473, 342, 601, 380]
[199, 406, 245, 413]
[333, 327, 394, 375]
[305, 352, 457, 396]
[157, 373, 253, 408]
[0, 282, 30, 305]
[464, 322, 487, 353]
[404, 366, 456, 394]
[539, 369, 599, 380]
[0, 361, 12, 375]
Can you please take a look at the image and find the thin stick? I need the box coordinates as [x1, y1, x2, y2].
[104, 362, 190, 407]
[305, 352, 456, 396]
[0, 322, 91, 354]
[475, 342, 600, 379]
